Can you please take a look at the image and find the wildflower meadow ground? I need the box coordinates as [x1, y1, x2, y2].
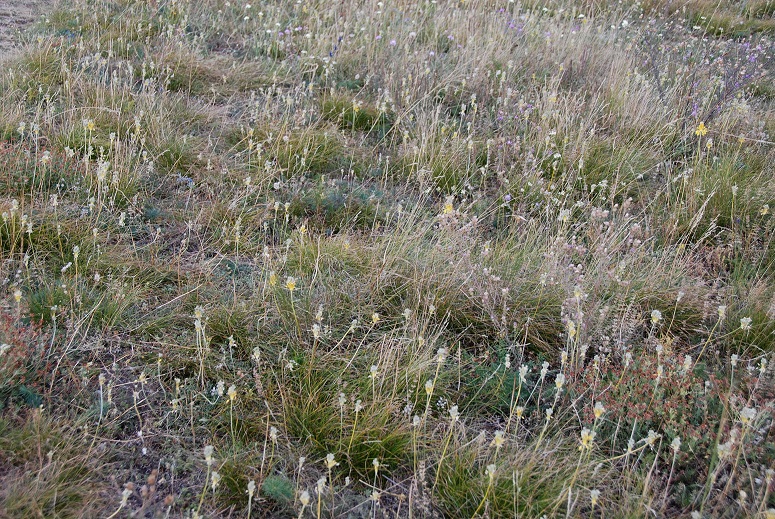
[0, 0, 773, 517]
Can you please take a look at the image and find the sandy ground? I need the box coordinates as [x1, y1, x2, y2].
[0, 0, 50, 60]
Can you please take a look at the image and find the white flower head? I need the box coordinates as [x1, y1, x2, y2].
[682, 355, 693, 373]
[485, 463, 497, 480]
[593, 401, 605, 419]
[671, 436, 681, 453]
[492, 430, 505, 448]
[740, 406, 756, 425]
[210, 471, 221, 490]
[519, 364, 529, 383]
[204, 445, 215, 466]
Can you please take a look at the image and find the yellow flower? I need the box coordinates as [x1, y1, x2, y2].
[442, 196, 454, 215]
[579, 428, 595, 450]
[285, 276, 296, 292]
[567, 320, 577, 339]
[695, 121, 708, 137]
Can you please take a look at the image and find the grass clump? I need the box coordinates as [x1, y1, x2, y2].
[321, 94, 394, 137]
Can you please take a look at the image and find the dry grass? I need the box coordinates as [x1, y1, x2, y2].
[0, 0, 773, 517]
